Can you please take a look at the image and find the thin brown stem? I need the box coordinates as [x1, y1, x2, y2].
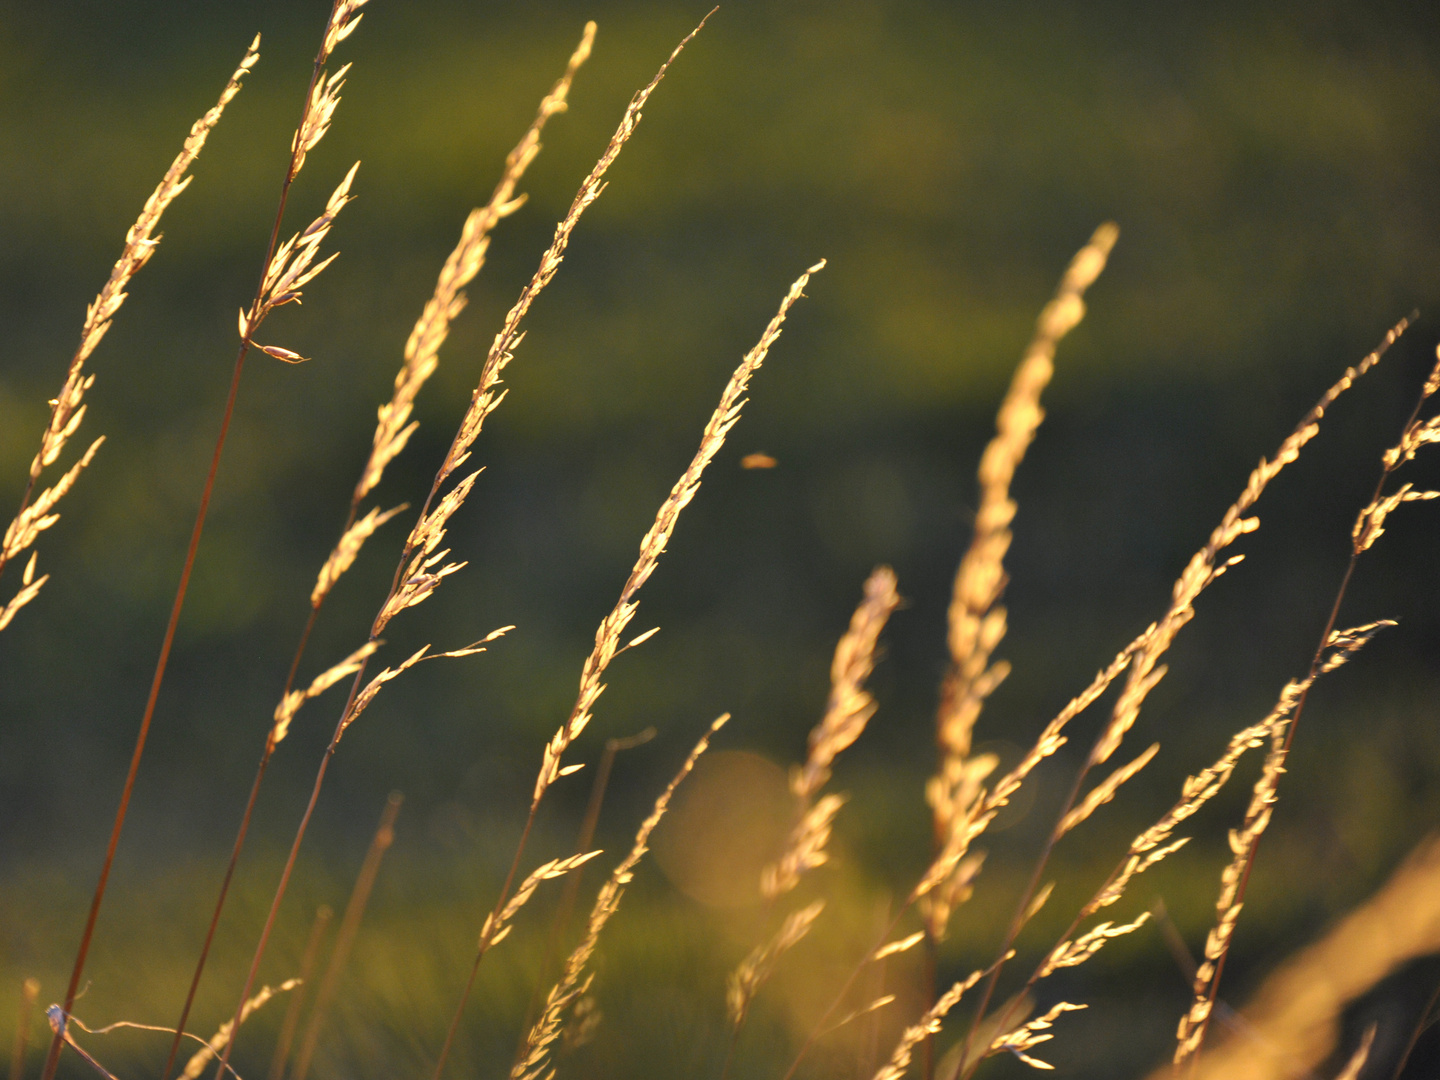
[43, 337, 256, 1080]
[213, 730, 343, 1080]
[37, 11, 341, 1080]
[289, 793, 402, 1080]
[267, 906, 333, 1080]
[161, 529, 335, 1080]
[160, 748, 276, 1080]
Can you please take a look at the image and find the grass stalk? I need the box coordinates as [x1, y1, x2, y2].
[39, 10, 358, 1073]
[266, 907, 333, 1080]
[289, 794, 402, 1080]
[159, 26, 592, 1076]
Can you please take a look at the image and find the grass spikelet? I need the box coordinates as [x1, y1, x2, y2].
[179, 980, 301, 1080]
[872, 968, 986, 1080]
[290, 1, 367, 178]
[0, 34, 259, 622]
[310, 505, 407, 608]
[510, 715, 728, 1080]
[479, 851, 603, 950]
[988, 1001, 1088, 1070]
[245, 162, 360, 363]
[727, 900, 827, 1027]
[270, 641, 380, 746]
[0, 553, 51, 634]
[761, 793, 848, 900]
[1056, 742, 1160, 837]
[1037, 914, 1150, 980]
[931, 222, 1117, 881]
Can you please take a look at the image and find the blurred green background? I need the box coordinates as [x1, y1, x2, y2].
[2, 1, 1440, 1077]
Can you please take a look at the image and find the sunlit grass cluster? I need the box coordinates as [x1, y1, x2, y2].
[5, 5, 1440, 1080]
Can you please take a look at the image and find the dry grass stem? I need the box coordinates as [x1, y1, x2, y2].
[289, 794, 401, 1080]
[533, 257, 823, 809]
[872, 969, 986, 1080]
[1174, 620, 1395, 1066]
[511, 714, 728, 1080]
[266, 906, 332, 1080]
[728, 900, 827, 1027]
[179, 980, 301, 1080]
[930, 223, 1118, 928]
[0, 35, 259, 627]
